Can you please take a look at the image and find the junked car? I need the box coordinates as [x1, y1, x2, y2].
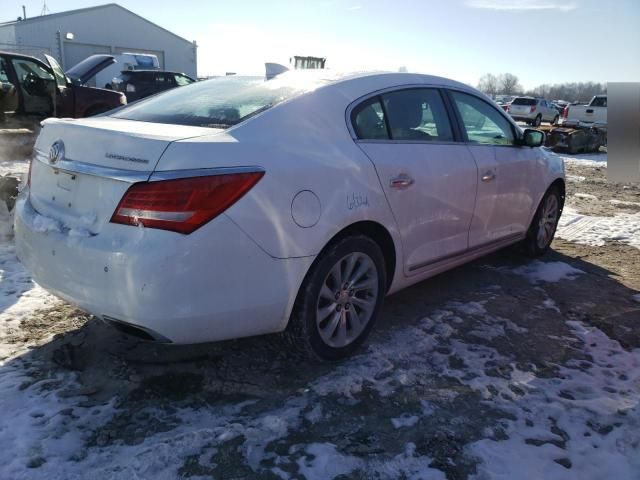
[0, 52, 126, 121]
[15, 72, 564, 360]
[110, 70, 195, 102]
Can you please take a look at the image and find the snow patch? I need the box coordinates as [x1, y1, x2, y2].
[509, 261, 584, 283]
[557, 206, 640, 249]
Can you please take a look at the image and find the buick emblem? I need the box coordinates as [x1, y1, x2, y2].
[49, 140, 65, 164]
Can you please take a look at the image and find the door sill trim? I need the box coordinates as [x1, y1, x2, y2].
[408, 232, 524, 273]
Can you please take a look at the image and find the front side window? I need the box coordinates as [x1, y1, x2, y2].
[450, 91, 515, 146]
[381, 89, 453, 142]
[352, 97, 388, 140]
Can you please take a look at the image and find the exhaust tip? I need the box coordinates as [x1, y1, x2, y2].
[102, 316, 172, 343]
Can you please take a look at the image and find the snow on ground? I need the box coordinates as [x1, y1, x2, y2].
[557, 151, 608, 168]
[0, 159, 29, 179]
[557, 206, 640, 250]
[507, 260, 584, 284]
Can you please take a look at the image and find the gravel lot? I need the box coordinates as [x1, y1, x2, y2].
[0, 148, 639, 479]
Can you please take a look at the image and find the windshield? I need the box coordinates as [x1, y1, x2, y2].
[111, 72, 333, 128]
[512, 97, 537, 106]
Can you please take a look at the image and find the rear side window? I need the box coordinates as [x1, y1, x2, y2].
[512, 97, 537, 106]
[381, 89, 453, 142]
[591, 97, 607, 107]
[352, 97, 389, 140]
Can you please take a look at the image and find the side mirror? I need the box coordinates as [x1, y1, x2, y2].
[521, 128, 545, 147]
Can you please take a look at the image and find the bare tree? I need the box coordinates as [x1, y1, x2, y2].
[499, 73, 522, 95]
[477, 73, 499, 97]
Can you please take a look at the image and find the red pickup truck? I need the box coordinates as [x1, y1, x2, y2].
[0, 51, 126, 122]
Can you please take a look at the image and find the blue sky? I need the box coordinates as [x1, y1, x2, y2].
[5, 0, 640, 88]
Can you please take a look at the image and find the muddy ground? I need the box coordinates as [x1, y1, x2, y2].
[1, 150, 639, 479]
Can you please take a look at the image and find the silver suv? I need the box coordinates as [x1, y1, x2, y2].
[508, 97, 559, 126]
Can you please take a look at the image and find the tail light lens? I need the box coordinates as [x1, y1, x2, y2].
[110, 172, 264, 234]
[562, 106, 569, 118]
[530, 106, 537, 113]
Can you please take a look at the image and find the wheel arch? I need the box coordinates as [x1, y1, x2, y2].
[307, 220, 398, 293]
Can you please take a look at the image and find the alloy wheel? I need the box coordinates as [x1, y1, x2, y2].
[537, 194, 559, 249]
[315, 252, 379, 348]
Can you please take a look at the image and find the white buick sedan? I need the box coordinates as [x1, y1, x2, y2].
[15, 71, 564, 360]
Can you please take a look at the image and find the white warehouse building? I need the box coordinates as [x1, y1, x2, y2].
[0, 3, 197, 78]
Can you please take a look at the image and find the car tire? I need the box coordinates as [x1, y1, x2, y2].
[533, 115, 542, 127]
[284, 235, 387, 361]
[522, 186, 563, 257]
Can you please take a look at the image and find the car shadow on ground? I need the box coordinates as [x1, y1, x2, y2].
[1, 242, 639, 478]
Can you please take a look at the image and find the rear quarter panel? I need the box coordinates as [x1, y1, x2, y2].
[154, 85, 402, 263]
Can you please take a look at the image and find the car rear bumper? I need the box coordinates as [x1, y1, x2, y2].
[510, 115, 535, 122]
[14, 194, 313, 344]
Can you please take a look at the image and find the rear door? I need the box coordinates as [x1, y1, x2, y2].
[448, 90, 537, 248]
[353, 87, 478, 274]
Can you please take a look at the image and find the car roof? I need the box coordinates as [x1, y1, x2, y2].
[264, 70, 478, 103]
[0, 50, 46, 64]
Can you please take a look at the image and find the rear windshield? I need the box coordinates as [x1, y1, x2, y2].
[511, 97, 537, 106]
[111, 73, 329, 128]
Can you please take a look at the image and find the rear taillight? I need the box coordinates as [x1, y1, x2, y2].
[110, 172, 264, 234]
[530, 106, 537, 113]
[562, 106, 569, 118]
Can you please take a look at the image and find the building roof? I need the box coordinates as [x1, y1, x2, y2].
[0, 3, 194, 46]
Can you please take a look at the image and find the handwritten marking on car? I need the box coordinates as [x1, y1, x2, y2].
[348, 193, 369, 210]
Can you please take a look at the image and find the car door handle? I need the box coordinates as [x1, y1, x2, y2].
[481, 172, 496, 182]
[390, 174, 414, 189]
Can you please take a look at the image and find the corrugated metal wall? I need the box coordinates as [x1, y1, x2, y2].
[0, 5, 196, 76]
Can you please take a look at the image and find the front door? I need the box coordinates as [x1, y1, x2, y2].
[9, 56, 55, 116]
[353, 88, 478, 274]
[448, 90, 537, 248]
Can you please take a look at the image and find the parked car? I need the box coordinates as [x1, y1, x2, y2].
[96, 52, 160, 89]
[0, 52, 126, 122]
[15, 72, 564, 360]
[507, 97, 559, 126]
[562, 95, 607, 128]
[110, 70, 195, 101]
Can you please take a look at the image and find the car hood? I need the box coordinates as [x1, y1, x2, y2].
[66, 54, 116, 85]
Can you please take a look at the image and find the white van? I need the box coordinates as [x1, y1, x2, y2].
[95, 53, 159, 89]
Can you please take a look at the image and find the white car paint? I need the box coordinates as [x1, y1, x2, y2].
[15, 71, 564, 345]
[508, 97, 559, 125]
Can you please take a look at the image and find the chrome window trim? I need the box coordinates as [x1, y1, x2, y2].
[150, 166, 265, 181]
[34, 148, 265, 183]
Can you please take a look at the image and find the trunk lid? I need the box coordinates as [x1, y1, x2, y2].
[30, 117, 216, 234]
